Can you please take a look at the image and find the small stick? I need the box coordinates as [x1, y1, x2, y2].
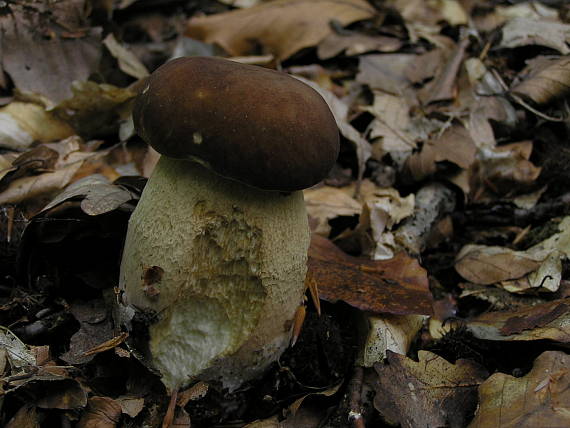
[348, 366, 365, 428]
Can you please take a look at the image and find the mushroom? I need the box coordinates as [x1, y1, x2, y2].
[119, 56, 339, 392]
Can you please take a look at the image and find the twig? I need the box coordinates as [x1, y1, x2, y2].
[348, 366, 365, 428]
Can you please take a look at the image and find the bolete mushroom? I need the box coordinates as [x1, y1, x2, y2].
[119, 56, 339, 391]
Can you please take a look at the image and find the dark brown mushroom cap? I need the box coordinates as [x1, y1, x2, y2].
[133, 56, 339, 191]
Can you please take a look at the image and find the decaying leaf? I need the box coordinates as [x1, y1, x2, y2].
[511, 56, 570, 105]
[77, 396, 122, 428]
[5, 405, 39, 428]
[41, 174, 136, 216]
[474, 141, 542, 198]
[103, 34, 149, 80]
[405, 124, 477, 181]
[466, 299, 570, 342]
[0, 138, 106, 207]
[500, 18, 570, 54]
[468, 351, 570, 428]
[53, 81, 135, 139]
[0, 102, 74, 151]
[374, 350, 488, 428]
[0, 1, 102, 107]
[304, 185, 361, 236]
[356, 186, 415, 260]
[35, 378, 88, 410]
[60, 299, 115, 365]
[360, 313, 426, 367]
[455, 245, 541, 286]
[186, 0, 375, 60]
[456, 215, 570, 292]
[307, 234, 432, 315]
[317, 32, 402, 60]
[357, 54, 416, 95]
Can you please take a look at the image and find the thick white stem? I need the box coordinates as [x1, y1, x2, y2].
[119, 157, 309, 391]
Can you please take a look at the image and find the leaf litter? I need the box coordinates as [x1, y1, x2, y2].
[1, 0, 570, 427]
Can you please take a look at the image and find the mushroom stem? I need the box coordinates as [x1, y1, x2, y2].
[119, 157, 310, 391]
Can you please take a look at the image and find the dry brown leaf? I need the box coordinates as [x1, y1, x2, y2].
[355, 186, 415, 260]
[512, 56, 570, 105]
[116, 396, 145, 418]
[41, 174, 136, 216]
[466, 299, 570, 342]
[455, 245, 541, 285]
[405, 124, 477, 181]
[356, 54, 416, 95]
[5, 405, 39, 428]
[500, 18, 570, 54]
[361, 314, 426, 366]
[0, 1, 102, 108]
[304, 185, 361, 236]
[419, 37, 470, 105]
[317, 32, 402, 60]
[374, 350, 488, 428]
[405, 48, 446, 85]
[0, 102, 74, 151]
[474, 141, 542, 198]
[53, 81, 135, 139]
[186, 0, 375, 61]
[103, 34, 149, 80]
[77, 396, 122, 428]
[468, 351, 570, 428]
[307, 234, 432, 315]
[393, 0, 468, 27]
[60, 299, 115, 365]
[0, 137, 106, 207]
[35, 378, 88, 410]
[364, 92, 419, 154]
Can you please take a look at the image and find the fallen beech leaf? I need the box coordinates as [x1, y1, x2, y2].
[36, 378, 88, 410]
[307, 234, 432, 315]
[455, 245, 541, 285]
[303, 186, 361, 236]
[0, 1, 102, 108]
[500, 18, 570, 54]
[374, 350, 488, 428]
[405, 124, 477, 181]
[186, 0, 375, 61]
[116, 396, 145, 418]
[355, 186, 415, 260]
[60, 299, 115, 365]
[361, 314, 426, 366]
[317, 32, 402, 60]
[5, 405, 39, 428]
[468, 351, 570, 428]
[511, 56, 570, 105]
[53, 81, 135, 139]
[357, 54, 416, 95]
[420, 37, 469, 105]
[103, 34, 149, 80]
[363, 92, 421, 154]
[77, 396, 122, 428]
[42, 174, 136, 216]
[467, 299, 570, 342]
[82, 332, 129, 357]
[0, 102, 74, 151]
